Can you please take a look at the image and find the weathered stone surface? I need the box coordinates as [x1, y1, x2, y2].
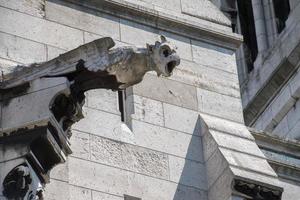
[46, 1, 120, 40]
[169, 60, 240, 98]
[50, 160, 68, 182]
[69, 185, 91, 200]
[0, 58, 18, 76]
[128, 95, 164, 126]
[202, 130, 218, 161]
[131, 120, 204, 162]
[47, 46, 65, 61]
[69, 157, 207, 200]
[273, 116, 289, 137]
[220, 148, 276, 177]
[1, 79, 68, 130]
[120, 19, 158, 46]
[163, 103, 200, 134]
[133, 74, 198, 110]
[44, 179, 69, 200]
[90, 135, 169, 179]
[192, 40, 237, 74]
[181, 0, 231, 26]
[0, 6, 83, 50]
[92, 191, 122, 200]
[146, 0, 181, 12]
[70, 131, 90, 160]
[206, 149, 228, 188]
[73, 107, 121, 138]
[230, 166, 281, 189]
[209, 130, 265, 158]
[197, 88, 244, 123]
[0, 32, 47, 64]
[86, 89, 120, 115]
[0, 0, 45, 18]
[169, 156, 207, 189]
[208, 167, 233, 200]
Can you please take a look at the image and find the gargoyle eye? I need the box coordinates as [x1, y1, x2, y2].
[160, 46, 171, 57]
[163, 49, 170, 57]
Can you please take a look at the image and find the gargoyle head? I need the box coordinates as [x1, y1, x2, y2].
[148, 35, 180, 77]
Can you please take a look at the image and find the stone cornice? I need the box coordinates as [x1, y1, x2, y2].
[56, 0, 243, 50]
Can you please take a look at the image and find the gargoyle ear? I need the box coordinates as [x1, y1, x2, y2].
[160, 35, 167, 43]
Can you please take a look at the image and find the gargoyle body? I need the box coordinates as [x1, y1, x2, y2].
[0, 36, 180, 97]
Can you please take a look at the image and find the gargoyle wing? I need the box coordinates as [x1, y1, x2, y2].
[0, 37, 116, 90]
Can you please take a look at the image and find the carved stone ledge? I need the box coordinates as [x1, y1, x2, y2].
[233, 179, 283, 200]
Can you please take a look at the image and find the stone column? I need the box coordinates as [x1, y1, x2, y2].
[252, 0, 268, 53]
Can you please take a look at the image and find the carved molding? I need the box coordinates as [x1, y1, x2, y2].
[233, 179, 282, 200]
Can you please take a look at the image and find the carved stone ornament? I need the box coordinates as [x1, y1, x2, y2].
[2, 163, 44, 200]
[0, 36, 180, 199]
[233, 179, 282, 200]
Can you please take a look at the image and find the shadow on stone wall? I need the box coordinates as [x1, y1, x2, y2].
[173, 116, 208, 200]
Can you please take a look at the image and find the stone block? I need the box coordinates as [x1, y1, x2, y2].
[158, 31, 192, 61]
[128, 95, 164, 126]
[47, 46, 66, 61]
[230, 166, 281, 188]
[206, 149, 228, 188]
[181, 0, 231, 26]
[209, 130, 265, 158]
[287, 99, 300, 130]
[200, 113, 254, 140]
[46, 0, 120, 40]
[120, 19, 158, 46]
[44, 179, 69, 200]
[220, 148, 276, 177]
[286, 119, 300, 140]
[0, 0, 45, 18]
[289, 69, 300, 98]
[202, 130, 218, 162]
[90, 135, 169, 179]
[271, 85, 296, 123]
[208, 167, 233, 200]
[131, 120, 204, 162]
[69, 157, 207, 200]
[83, 32, 128, 47]
[124, 0, 154, 9]
[72, 107, 122, 139]
[133, 74, 198, 110]
[2, 80, 68, 130]
[273, 116, 289, 138]
[0, 6, 83, 50]
[92, 191, 122, 200]
[70, 130, 90, 160]
[0, 32, 47, 64]
[50, 160, 68, 182]
[197, 88, 244, 123]
[69, 185, 91, 200]
[163, 103, 201, 134]
[147, 0, 181, 12]
[86, 89, 120, 115]
[0, 58, 18, 75]
[169, 60, 240, 98]
[169, 156, 207, 190]
[191, 40, 237, 74]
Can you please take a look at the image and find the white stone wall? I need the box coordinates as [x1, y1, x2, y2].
[0, 0, 279, 200]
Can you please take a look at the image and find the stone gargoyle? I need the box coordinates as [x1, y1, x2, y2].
[0, 36, 180, 199]
[0, 35, 180, 94]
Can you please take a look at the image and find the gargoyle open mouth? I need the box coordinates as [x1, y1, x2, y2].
[166, 61, 177, 75]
